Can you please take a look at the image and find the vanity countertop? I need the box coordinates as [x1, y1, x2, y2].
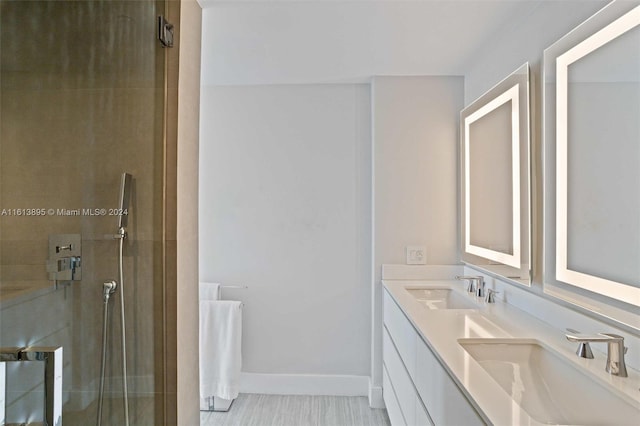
[382, 279, 640, 426]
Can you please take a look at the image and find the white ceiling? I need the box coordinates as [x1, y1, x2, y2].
[199, 1, 606, 86]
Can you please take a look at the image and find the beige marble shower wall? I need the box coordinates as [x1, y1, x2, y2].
[0, 1, 168, 424]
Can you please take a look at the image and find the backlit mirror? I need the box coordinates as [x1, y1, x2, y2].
[460, 63, 531, 286]
[544, 2, 640, 329]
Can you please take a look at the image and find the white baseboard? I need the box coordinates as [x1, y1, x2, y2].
[239, 373, 369, 396]
[368, 381, 384, 409]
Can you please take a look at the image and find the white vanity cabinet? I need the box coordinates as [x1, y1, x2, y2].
[383, 289, 484, 426]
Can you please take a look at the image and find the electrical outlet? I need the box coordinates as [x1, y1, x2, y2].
[406, 246, 426, 265]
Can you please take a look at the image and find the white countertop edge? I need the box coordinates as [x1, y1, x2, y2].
[382, 279, 640, 426]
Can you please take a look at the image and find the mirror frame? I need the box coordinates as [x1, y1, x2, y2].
[543, 1, 640, 329]
[463, 85, 521, 268]
[460, 63, 531, 285]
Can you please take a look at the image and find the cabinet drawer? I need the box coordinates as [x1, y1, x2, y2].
[383, 289, 417, 378]
[383, 364, 406, 426]
[415, 395, 434, 426]
[414, 338, 484, 426]
[383, 327, 416, 426]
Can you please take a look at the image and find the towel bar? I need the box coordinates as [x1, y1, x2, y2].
[218, 285, 247, 300]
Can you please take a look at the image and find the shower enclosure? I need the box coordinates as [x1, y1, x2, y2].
[0, 0, 176, 424]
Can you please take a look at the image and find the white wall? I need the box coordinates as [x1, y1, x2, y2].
[463, 0, 608, 286]
[370, 76, 464, 403]
[199, 84, 372, 386]
[464, 0, 607, 102]
[200, 1, 553, 86]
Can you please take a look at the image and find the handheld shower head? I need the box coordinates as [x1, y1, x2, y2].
[117, 173, 132, 229]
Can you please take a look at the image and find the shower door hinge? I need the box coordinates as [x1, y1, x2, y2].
[158, 15, 174, 48]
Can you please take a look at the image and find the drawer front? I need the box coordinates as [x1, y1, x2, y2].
[383, 289, 417, 377]
[415, 395, 434, 426]
[414, 338, 484, 426]
[383, 364, 406, 426]
[383, 327, 417, 426]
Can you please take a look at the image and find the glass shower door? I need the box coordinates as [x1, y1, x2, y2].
[0, 1, 168, 424]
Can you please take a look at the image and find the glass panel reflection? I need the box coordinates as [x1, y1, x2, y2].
[1, 1, 166, 424]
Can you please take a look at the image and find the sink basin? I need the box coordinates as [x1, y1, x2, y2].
[459, 338, 640, 425]
[407, 288, 477, 310]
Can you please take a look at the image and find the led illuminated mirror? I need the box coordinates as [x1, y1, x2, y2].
[544, 3, 640, 321]
[460, 63, 531, 285]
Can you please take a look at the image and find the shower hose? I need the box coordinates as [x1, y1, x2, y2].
[97, 229, 130, 426]
[97, 281, 113, 426]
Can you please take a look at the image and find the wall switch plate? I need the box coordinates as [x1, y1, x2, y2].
[406, 246, 426, 265]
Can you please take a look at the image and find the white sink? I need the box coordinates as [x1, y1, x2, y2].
[459, 338, 640, 425]
[407, 288, 478, 310]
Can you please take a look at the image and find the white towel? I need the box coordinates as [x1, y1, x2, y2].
[200, 282, 220, 301]
[199, 300, 242, 407]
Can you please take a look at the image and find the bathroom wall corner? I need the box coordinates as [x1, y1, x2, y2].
[370, 76, 464, 405]
[165, 0, 203, 425]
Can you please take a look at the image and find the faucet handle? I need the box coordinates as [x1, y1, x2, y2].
[485, 289, 500, 303]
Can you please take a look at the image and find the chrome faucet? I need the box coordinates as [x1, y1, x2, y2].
[485, 288, 500, 303]
[455, 275, 484, 294]
[565, 331, 628, 377]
